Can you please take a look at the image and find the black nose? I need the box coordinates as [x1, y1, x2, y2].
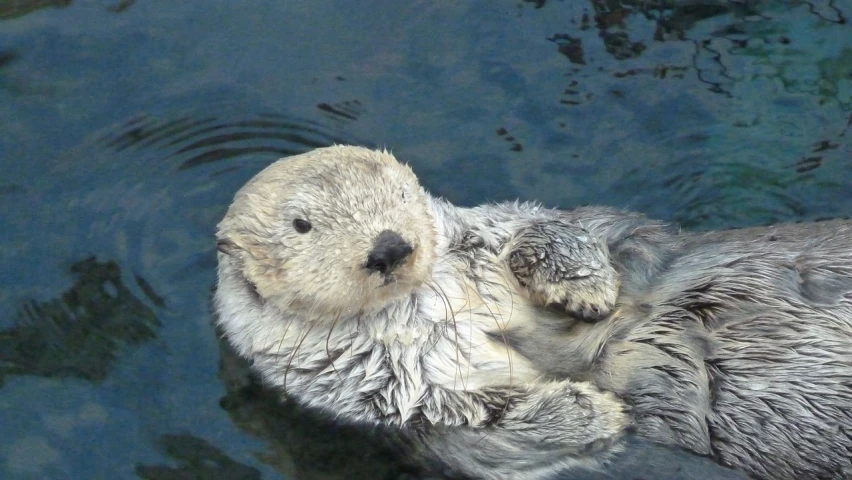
[364, 230, 414, 275]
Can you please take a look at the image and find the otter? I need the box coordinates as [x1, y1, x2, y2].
[215, 145, 852, 480]
[214, 145, 628, 480]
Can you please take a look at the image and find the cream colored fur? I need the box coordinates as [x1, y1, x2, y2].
[214, 145, 628, 480]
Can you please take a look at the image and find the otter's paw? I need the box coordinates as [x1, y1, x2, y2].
[509, 221, 618, 322]
[497, 380, 631, 451]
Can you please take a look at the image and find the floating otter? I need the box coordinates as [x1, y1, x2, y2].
[214, 145, 852, 480]
[214, 145, 628, 480]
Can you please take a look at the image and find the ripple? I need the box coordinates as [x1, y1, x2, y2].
[316, 99, 366, 122]
[660, 159, 810, 229]
[97, 111, 358, 171]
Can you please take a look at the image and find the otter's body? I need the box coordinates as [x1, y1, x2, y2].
[509, 210, 852, 480]
[214, 146, 627, 480]
[215, 145, 852, 480]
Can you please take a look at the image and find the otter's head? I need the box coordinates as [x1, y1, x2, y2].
[216, 145, 437, 320]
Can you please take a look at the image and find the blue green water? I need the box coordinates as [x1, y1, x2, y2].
[0, 1, 849, 478]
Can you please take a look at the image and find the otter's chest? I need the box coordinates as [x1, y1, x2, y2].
[416, 251, 546, 389]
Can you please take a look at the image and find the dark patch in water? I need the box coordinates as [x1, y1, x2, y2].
[549, 34, 586, 65]
[0, 0, 134, 19]
[135, 274, 166, 308]
[545, 0, 751, 111]
[795, 156, 822, 174]
[812, 140, 839, 153]
[801, 0, 847, 23]
[317, 99, 365, 122]
[496, 126, 524, 152]
[107, 0, 135, 14]
[599, 31, 646, 60]
[522, 0, 547, 9]
[559, 79, 591, 106]
[135, 433, 261, 480]
[0, 0, 71, 20]
[0, 257, 161, 386]
[0, 50, 19, 68]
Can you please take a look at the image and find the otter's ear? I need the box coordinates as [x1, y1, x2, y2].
[216, 238, 238, 256]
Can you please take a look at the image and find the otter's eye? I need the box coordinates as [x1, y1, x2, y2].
[292, 219, 312, 234]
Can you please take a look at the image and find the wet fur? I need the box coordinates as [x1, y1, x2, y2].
[508, 219, 618, 320]
[508, 211, 852, 480]
[216, 145, 852, 480]
[214, 146, 629, 480]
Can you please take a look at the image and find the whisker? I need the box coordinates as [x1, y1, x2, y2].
[421, 281, 452, 357]
[274, 314, 294, 357]
[326, 310, 343, 380]
[433, 279, 467, 392]
[350, 314, 361, 360]
[283, 320, 316, 394]
[455, 262, 518, 426]
[445, 261, 476, 387]
[495, 288, 518, 423]
[477, 282, 514, 380]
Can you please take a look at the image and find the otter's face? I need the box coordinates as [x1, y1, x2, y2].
[216, 146, 437, 319]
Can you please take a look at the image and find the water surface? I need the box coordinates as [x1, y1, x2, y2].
[1, 1, 850, 478]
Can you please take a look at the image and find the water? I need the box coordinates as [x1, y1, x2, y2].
[0, 0, 849, 478]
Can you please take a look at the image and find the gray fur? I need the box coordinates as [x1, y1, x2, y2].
[508, 209, 852, 480]
[508, 219, 618, 321]
[214, 146, 629, 480]
[215, 145, 852, 480]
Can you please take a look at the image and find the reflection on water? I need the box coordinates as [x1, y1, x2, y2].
[1, 257, 160, 386]
[135, 434, 261, 480]
[0, 0, 849, 478]
[212, 326, 749, 480]
[214, 329, 438, 480]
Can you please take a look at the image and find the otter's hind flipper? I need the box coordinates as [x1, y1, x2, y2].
[509, 220, 619, 321]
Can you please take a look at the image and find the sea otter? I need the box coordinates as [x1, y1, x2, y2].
[214, 145, 628, 480]
[214, 145, 852, 480]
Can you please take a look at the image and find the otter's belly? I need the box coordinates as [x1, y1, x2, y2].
[598, 224, 852, 479]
